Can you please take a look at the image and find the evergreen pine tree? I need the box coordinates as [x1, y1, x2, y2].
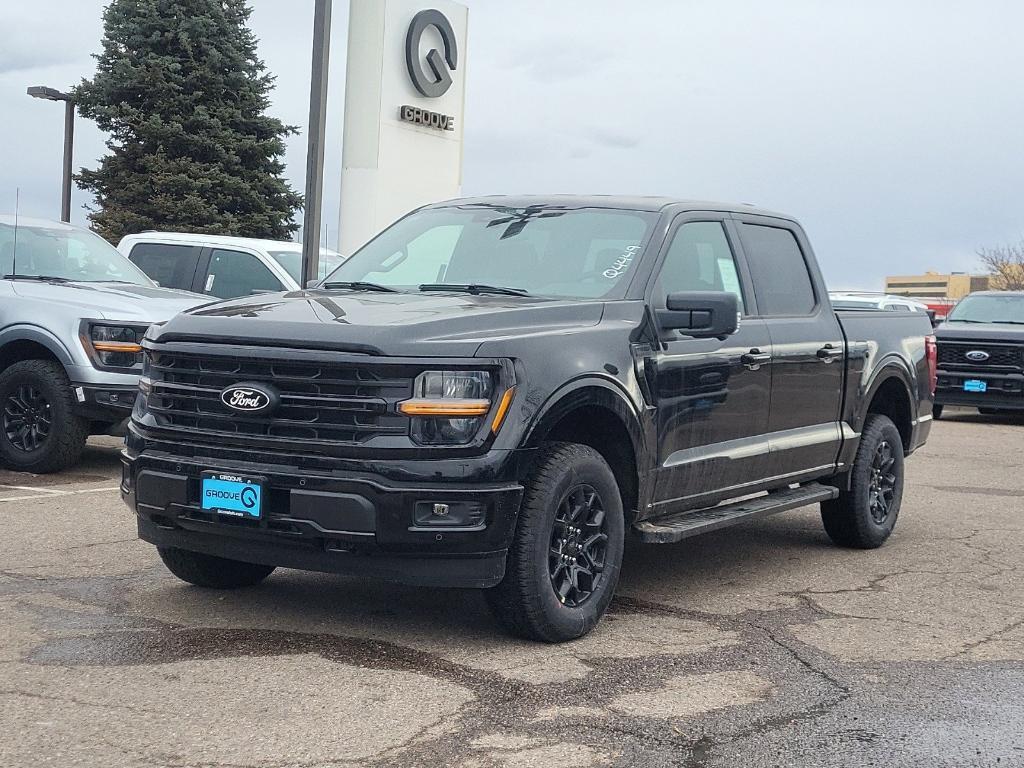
[73, 0, 303, 242]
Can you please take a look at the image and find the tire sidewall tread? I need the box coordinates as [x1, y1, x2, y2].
[0, 359, 89, 473]
[485, 442, 625, 643]
[822, 414, 905, 549]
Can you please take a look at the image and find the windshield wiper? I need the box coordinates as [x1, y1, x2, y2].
[990, 320, 1024, 325]
[321, 281, 400, 293]
[419, 283, 529, 297]
[3, 274, 71, 283]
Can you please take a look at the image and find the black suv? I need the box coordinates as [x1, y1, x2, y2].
[122, 196, 934, 641]
[933, 291, 1024, 417]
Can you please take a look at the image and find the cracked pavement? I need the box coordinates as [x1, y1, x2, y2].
[0, 408, 1022, 767]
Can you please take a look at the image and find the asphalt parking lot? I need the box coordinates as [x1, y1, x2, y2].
[1, 411, 1022, 768]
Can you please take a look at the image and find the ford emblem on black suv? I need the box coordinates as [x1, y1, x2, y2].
[965, 350, 990, 362]
[220, 383, 279, 414]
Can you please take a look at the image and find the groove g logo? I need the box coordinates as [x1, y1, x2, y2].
[405, 9, 458, 98]
[240, 486, 259, 510]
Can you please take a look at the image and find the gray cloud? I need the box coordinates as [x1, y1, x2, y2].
[588, 129, 640, 150]
[2, 0, 1023, 289]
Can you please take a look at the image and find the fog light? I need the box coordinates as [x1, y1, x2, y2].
[414, 501, 485, 527]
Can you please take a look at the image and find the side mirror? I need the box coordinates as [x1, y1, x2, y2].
[657, 291, 739, 338]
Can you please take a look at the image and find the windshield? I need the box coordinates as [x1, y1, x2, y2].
[0, 222, 152, 285]
[268, 249, 345, 284]
[947, 293, 1024, 324]
[323, 204, 658, 299]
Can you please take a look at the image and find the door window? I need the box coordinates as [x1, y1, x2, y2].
[740, 224, 816, 316]
[204, 249, 283, 299]
[655, 221, 745, 312]
[128, 243, 202, 290]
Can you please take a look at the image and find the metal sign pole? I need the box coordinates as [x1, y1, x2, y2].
[61, 100, 75, 222]
[301, 0, 333, 288]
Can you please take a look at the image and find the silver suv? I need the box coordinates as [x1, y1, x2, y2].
[0, 216, 207, 473]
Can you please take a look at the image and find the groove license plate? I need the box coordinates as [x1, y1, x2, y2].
[201, 473, 264, 519]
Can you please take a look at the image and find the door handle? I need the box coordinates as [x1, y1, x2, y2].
[816, 344, 844, 363]
[741, 349, 772, 370]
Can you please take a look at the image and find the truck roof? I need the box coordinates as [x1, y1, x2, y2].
[429, 194, 794, 219]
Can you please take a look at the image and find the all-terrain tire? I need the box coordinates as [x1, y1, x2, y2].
[0, 360, 89, 473]
[821, 414, 905, 549]
[484, 442, 625, 643]
[158, 547, 276, 589]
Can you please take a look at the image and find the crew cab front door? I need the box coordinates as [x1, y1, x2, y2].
[645, 217, 773, 512]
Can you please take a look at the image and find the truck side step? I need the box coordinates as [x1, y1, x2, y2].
[633, 483, 840, 544]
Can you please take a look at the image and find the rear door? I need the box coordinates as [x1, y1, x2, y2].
[646, 215, 774, 510]
[127, 242, 202, 291]
[734, 216, 845, 482]
[197, 248, 287, 299]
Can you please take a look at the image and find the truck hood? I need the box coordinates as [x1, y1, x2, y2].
[11, 281, 208, 322]
[153, 289, 605, 357]
[935, 321, 1024, 343]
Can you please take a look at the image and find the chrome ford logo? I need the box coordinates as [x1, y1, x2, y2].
[220, 383, 278, 414]
[965, 350, 990, 362]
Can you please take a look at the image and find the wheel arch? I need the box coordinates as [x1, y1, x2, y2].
[522, 378, 649, 523]
[0, 326, 75, 374]
[859, 364, 915, 452]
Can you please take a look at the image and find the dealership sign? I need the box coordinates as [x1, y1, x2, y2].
[339, 0, 468, 255]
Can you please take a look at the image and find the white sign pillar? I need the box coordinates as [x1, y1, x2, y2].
[338, 0, 468, 256]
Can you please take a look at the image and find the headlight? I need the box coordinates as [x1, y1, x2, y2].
[81, 322, 148, 370]
[399, 370, 494, 445]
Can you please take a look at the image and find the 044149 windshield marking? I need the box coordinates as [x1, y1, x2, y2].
[604, 245, 641, 279]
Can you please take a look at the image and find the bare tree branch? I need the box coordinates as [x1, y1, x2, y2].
[977, 239, 1024, 290]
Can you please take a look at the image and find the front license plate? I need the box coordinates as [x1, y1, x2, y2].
[963, 379, 988, 393]
[201, 473, 263, 519]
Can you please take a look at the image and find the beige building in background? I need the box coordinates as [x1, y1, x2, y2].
[885, 271, 991, 299]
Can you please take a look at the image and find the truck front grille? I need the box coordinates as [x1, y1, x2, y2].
[143, 348, 415, 450]
[937, 342, 1023, 370]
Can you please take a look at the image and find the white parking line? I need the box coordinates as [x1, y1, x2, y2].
[1, 485, 67, 495]
[0, 485, 121, 504]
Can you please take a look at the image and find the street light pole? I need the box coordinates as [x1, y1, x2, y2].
[61, 100, 76, 223]
[300, 0, 333, 288]
[27, 86, 76, 223]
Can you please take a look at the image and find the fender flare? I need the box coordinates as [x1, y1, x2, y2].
[855, 358, 915, 434]
[522, 375, 649, 462]
[0, 325, 76, 369]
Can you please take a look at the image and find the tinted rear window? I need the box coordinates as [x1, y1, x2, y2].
[129, 243, 201, 290]
[740, 224, 816, 316]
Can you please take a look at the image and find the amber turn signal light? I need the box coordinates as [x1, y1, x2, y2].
[398, 398, 491, 417]
[490, 387, 516, 434]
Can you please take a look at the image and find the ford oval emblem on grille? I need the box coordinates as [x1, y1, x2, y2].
[220, 383, 279, 414]
[965, 350, 990, 362]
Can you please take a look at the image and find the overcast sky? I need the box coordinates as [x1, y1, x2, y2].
[2, 0, 1023, 288]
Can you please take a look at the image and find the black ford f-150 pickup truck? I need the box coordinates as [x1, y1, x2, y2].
[122, 196, 936, 642]
[932, 291, 1024, 417]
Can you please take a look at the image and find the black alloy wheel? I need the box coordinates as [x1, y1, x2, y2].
[867, 439, 897, 524]
[0, 360, 90, 473]
[549, 484, 609, 607]
[3, 384, 53, 452]
[820, 413, 905, 549]
[485, 442, 625, 642]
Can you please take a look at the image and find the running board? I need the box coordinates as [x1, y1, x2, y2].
[633, 483, 839, 544]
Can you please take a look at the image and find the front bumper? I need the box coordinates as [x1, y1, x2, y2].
[121, 429, 528, 589]
[74, 383, 138, 426]
[934, 369, 1024, 410]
